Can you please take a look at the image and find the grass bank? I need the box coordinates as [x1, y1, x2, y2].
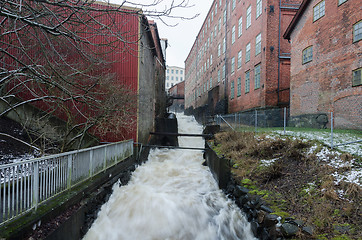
[210, 131, 361, 239]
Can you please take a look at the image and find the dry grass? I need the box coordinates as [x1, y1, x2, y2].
[211, 131, 362, 239]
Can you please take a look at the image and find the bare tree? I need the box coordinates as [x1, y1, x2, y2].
[0, 0, 196, 152]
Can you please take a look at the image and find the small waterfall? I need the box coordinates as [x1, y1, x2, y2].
[83, 113, 257, 240]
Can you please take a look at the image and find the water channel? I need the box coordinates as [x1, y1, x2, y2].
[83, 114, 257, 240]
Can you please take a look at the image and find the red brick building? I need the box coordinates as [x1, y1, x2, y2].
[168, 81, 185, 112]
[284, 0, 361, 129]
[185, 0, 301, 117]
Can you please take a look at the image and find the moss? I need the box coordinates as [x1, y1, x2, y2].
[271, 211, 290, 219]
[331, 235, 353, 240]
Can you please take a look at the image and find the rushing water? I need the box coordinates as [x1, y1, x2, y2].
[83, 114, 257, 240]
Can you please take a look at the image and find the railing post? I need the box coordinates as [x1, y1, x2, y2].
[331, 112, 334, 149]
[104, 146, 107, 170]
[67, 155, 72, 189]
[89, 149, 93, 177]
[32, 162, 39, 210]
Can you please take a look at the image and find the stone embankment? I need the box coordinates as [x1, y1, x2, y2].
[225, 178, 314, 240]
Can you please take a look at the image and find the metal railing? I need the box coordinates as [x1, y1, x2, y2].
[0, 140, 133, 225]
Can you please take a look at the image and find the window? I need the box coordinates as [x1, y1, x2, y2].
[210, 54, 213, 65]
[353, 20, 362, 42]
[313, 0, 325, 22]
[245, 71, 250, 93]
[171, 76, 174, 80]
[207, 80, 209, 90]
[171, 69, 174, 74]
[215, 3, 217, 15]
[302, 46, 313, 64]
[237, 50, 242, 68]
[176, 70, 179, 74]
[222, 37, 226, 53]
[219, 0, 222, 7]
[218, 69, 221, 82]
[246, 5, 251, 29]
[230, 81, 235, 99]
[338, 0, 347, 5]
[237, 77, 241, 97]
[232, 25, 236, 44]
[256, 0, 262, 18]
[218, 43, 221, 56]
[254, 64, 261, 89]
[214, 26, 217, 37]
[210, 33, 213, 44]
[223, 10, 227, 24]
[180, 77, 183, 81]
[231, 57, 235, 74]
[166, 76, 169, 80]
[246, 43, 251, 63]
[352, 68, 361, 86]
[167, 69, 169, 73]
[232, 0, 236, 10]
[255, 33, 261, 55]
[222, 64, 226, 79]
[210, 77, 213, 89]
[180, 70, 183, 74]
[218, 18, 221, 31]
[176, 77, 179, 81]
[238, 17, 242, 37]
[211, 11, 214, 22]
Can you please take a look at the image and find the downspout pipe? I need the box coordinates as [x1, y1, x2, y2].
[277, 0, 281, 105]
[224, 0, 229, 114]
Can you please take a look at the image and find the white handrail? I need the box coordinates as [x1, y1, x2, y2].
[0, 140, 133, 225]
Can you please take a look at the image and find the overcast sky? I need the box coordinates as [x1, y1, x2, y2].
[109, 0, 213, 68]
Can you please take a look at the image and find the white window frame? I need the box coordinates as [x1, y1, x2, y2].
[238, 17, 243, 37]
[232, 25, 236, 44]
[256, 0, 262, 19]
[313, 0, 325, 22]
[255, 33, 261, 56]
[246, 43, 251, 63]
[246, 5, 251, 29]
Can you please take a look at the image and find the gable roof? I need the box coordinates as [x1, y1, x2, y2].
[283, 0, 311, 40]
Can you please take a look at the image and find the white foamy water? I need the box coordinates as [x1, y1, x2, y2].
[83, 113, 257, 240]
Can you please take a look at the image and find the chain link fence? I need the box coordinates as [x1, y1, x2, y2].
[208, 108, 362, 156]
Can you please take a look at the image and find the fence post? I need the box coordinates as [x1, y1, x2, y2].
[234, 113, 237, 129]
[284, 107, 286, 135]
[255, 109, 258, 133]
[331, 112, 334, 149]
[32, 162, 39, 210]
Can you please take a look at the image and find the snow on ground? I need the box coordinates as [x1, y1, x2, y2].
[271, 130, 362, 189]
[273, 130, 361, 157]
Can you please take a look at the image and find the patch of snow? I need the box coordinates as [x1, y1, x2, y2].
[332, 169, 362, 187]
[273, 130, 362, 157]
[260, 157, 280, 167]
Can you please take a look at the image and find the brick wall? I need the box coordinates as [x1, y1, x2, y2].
[289, 0, 361, 129]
